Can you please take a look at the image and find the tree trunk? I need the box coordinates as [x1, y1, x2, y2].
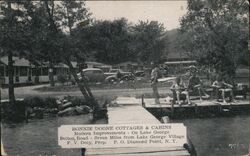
[8, 51, 16, 113]
[49, 61, 55, 87]
[66, 61, 91, 99]
[66, 61, 100, 112]
[7, 2, 16, 116]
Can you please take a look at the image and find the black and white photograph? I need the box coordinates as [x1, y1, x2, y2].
[0, 0, 249, 156]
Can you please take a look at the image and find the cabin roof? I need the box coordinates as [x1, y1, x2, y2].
[0, 56, 78, 68]
[164, 60, 196, 65]
[0, 56, 31, 67]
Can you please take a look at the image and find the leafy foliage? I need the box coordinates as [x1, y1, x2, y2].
[56, 0, 91, 33]
[74, 19, 168, 65]
[180, 0, 249, 76]
[0, 1, 32, 57]
[131, 20, 167, 64]
[74, 18, 134, 65]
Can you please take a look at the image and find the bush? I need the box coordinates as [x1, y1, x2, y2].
[57, 73, 68, 84]
[44, 97, 58, 109]
[61, 96, 88, 107]
[23, 96, 58, 109]
[24, 96, 45, 108]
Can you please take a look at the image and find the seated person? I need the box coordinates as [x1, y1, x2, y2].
[187, 67, 210, 100]
[212, 75, 235, 103]
[171, 76, 191, 105]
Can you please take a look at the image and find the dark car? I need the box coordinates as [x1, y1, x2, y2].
[78, 68, 105, 82]
[104, 69, 131, 77]
[134, 71, 145, 77]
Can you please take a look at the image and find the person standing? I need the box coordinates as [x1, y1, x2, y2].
[151, 63, 161, 104]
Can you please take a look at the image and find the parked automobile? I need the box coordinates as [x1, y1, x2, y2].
[134, 71, 145, 77]
[104, 69, 131, 77]
[105, 73, 136, 83]
[78, 68, 105, 82]
[105, 69, 134, 83]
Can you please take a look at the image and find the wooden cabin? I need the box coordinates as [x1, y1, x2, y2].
[0, 56, 77, 85]
[0, 56, 33, 84]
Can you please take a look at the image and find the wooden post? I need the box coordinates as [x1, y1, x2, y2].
[218, 104, 222, 113]
[171, 102, 174, 117]
[141, 94, 145, 107]
[81, 148, 86, 156]
[229, 103, 232, 111]
[161, 116, 170, 123]
[194, 104, 198, 115]
[160, 107, 163, 118]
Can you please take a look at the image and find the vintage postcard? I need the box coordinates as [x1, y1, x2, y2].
[1, 0, 249, 156]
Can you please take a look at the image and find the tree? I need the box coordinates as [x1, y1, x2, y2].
[132, 20, 168, 64]
[0, 0, 101, 119]
[56, 0, 91, 34]
[0, 1, 32, 118]
[75, 18, 134, 65]
[40, 0, 102, 115]
[180, 0, 249, 77]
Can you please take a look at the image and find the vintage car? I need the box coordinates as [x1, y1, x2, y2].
[104, 69, 134, 83]
[78, 68, 105, 82]
[104, 69, 131, 77]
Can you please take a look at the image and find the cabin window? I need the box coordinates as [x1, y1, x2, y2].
[53, 68, 57, 75]
[5, 66, 8, 76]
[32, 67, 41, 76]
[14, 67, 19, 76]
[0, 65, 4, 77]
[42, 67, 48, 76]
[15, 76, 19, 82]
[20, 66, 28, 76]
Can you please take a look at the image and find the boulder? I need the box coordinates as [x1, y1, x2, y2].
[56, 100, 62, 105]
[62, 99, 68, 103]
[58, 107, 77, 117]
[75, 105, 93, 114]
[61, 102, 74, 110]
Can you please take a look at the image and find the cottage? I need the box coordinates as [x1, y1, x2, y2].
[0, 56, 32, 84]
[0, 56, 77, 85]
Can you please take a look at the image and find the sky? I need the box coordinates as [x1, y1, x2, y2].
[86, 1, 188, 30]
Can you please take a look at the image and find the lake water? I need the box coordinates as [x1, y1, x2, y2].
[1, 114, 94, 156]
[173, 115, 250, 156]
[2, 115, 250, 156]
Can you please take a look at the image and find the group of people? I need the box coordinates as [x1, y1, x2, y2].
[151, 64, 235, 105]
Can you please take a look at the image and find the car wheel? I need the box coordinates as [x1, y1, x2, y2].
[108, 78, 117, 84]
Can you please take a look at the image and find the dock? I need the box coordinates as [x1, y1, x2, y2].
[86, 96, 191, 156]
[107, 96, 250, 118]
[85, 95, 250, 156]
[142, 98, 250, 108]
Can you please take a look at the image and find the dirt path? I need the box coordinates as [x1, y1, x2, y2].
[1, 84, 171, 99]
